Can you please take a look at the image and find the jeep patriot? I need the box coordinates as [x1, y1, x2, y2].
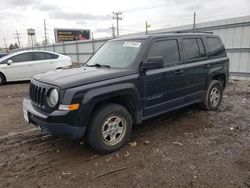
[23, 33, 229, 153]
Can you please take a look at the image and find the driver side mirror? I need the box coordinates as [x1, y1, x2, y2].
[7, 59, 13, 65]
[142, 56, 164, 70]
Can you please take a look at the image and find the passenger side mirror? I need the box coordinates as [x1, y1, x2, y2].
[7, 59, 13, 65]
[142, 56, 164, 70]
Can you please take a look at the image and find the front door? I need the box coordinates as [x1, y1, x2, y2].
[4, 52, 34, 81]
[142, 38, 187, 118]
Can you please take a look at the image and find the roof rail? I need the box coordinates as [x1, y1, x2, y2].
[174, 30, 214, 34]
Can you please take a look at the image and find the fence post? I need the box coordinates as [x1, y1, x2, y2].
[76, 40, 80, 63]
[62, 42, 65, 54]
[91, 32, 95, 54]
[53, 43, 55, 52]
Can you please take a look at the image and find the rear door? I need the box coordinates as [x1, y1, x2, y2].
[181, 36, 208, 103]
[142, 37, 187, 117]
[33, 52, 58, 74]
[2, 52, 34, 81]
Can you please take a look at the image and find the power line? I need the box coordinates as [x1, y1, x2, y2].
[112, 12, 122, 37]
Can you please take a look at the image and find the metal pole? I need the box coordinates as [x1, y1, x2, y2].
[3, 38, 8, 52]
[31, 35, 34, 49]
[91, 32, 95, 54]
[15, 30, 21, 48]
[76, 40, 80, 63]
[52, 43, 55, 52]
[111, 24, 115, 38]
[44, 19, 48, 45]
[112, 12, 122, 37]
[193, 12, 196, 32]
[62, 42, 65, 54]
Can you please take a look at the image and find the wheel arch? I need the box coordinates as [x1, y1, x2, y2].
[79, 83, 143, 129]
[0, 72, 6, 82]
[211, 73, 226, 89]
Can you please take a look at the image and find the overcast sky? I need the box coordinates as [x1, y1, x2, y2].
[0, 0, 250, 47]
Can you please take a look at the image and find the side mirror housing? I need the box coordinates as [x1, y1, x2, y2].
[142, 56, 164, 70]
[7, 59, 13, 65]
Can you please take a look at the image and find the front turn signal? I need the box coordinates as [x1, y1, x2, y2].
[59, 103, 80, 111]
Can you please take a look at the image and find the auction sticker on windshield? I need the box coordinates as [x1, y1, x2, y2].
[123, 42, 141, 48]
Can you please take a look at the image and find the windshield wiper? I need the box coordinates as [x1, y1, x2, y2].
[87, 63, 111, 68]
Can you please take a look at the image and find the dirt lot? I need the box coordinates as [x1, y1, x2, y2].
[0, 81, 250, 188]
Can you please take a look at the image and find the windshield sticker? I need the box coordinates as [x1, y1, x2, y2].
[123, 42, 141, 48]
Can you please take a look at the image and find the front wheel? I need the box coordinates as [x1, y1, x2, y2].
[200, 80, 223, 110]
[86, 103, 132, 154]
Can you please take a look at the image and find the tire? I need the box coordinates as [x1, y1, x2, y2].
[86, 103, 132, 154]
[200, 80, 223, 110]
[0, 74, 5, 86]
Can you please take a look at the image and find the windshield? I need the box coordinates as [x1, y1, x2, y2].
[87, 40, 143, 68]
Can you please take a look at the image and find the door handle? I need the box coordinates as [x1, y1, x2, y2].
[175, 69, 184, 75]
[203, 64, 210, 68]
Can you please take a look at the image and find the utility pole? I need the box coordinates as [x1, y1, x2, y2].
[44, 19, 48, 45]
[111, 24, 116, 38]
[3, 38, 8, 52]
[193, 12, 196, 32]
[145, 21, 151, 35]
[14, 30, 21, 48]
[112, 12, 122, 37]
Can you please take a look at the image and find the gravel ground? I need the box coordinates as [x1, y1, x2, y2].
[0, 80, 249, 188]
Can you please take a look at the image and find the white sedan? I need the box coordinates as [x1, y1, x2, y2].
[0, 50, 72, 85]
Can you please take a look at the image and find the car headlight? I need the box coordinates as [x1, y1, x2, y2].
[47, 89, 59, 107]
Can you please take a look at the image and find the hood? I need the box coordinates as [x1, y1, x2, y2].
[33, 67, 134, 89]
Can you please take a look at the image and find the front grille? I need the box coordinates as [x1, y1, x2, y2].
[30, 83, 46, 107]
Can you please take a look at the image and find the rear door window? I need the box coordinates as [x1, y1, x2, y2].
[11, 53, 33, 63]
[33, 52, 59, 60]
[183, 38, 206, 62]
[147, 39, 180, 67]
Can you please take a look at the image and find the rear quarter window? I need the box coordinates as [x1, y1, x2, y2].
[206, 37, 226, 58]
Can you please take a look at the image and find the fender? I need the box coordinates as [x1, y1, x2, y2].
[207, 58, 229, 88]
[78, 83, 143, 127]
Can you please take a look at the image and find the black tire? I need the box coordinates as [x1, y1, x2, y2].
[86, 103, 132, 154]
[0, 73, 5, 86]
[200, 80, 223, 110]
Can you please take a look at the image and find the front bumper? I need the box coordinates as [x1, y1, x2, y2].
[23, 97, 86, 139]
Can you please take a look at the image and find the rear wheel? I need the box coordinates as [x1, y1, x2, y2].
[86, 103, 132, 154]
[0, 74, 5, 85]
[200, 80, 223, 110]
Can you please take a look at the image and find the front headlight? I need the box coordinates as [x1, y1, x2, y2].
[47, 88, 59, 107]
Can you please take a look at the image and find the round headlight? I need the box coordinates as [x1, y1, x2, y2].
[47, 89, 59, 107]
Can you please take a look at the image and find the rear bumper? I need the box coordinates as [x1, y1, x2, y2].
[23, 97, 86, 139]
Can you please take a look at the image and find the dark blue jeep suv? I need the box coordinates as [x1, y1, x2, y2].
[23, 32, 229, 153]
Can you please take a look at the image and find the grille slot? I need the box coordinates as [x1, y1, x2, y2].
[29, 83, 46, 107]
